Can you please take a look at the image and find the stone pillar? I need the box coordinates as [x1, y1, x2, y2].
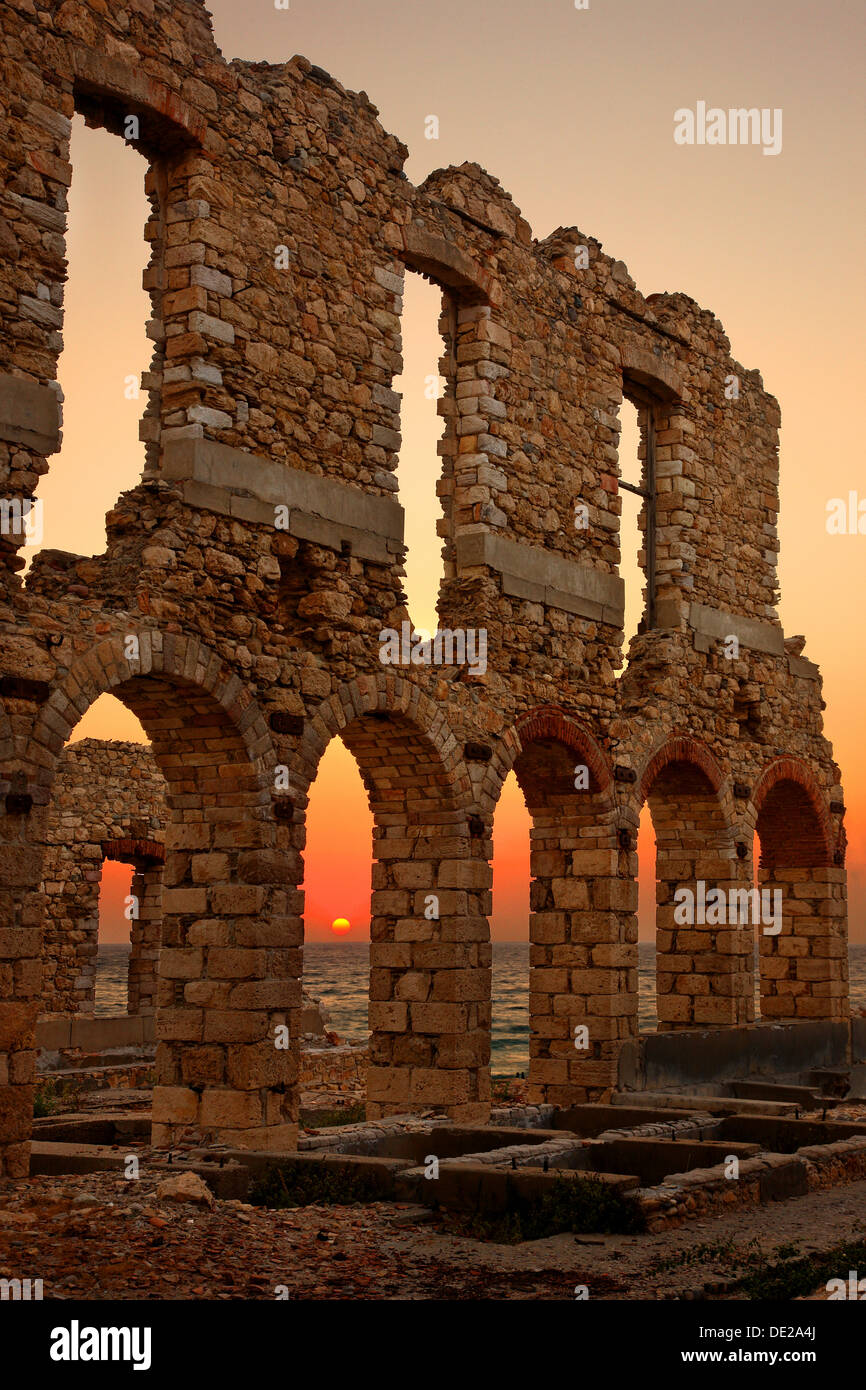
[528, 828, 636, 1104]
[758, 866, 848, 1021]
[127, 863, 162, 1016]
[40, 842, 101, 1015]
[0, 810, 45, 1177]
[367, 820, 490, 1122]
[152, 821, 300, 1152]
[655, 846, 753, 1029]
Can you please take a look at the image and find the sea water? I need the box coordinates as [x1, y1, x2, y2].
[93, 941, 866, 1077]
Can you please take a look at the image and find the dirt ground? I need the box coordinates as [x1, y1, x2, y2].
[2, 1164, 865, 1301]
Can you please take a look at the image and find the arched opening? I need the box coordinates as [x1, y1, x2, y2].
[491, 769, 531, 1100]
[753, 766, 845, 1021]
[617, 396, 645, 648]
[39, 710, 164, 1022]
[68, 692, 149, 745]
[29, 642, 293, 1154]
[392, 269, 449, 636]
[94, 859, 134, 1014]
[637, 803, 657, 1031]
[642, 744, 747, 1029]
[296, 694, 483, 1120]
[300, 736, 371, 1120]
[29, 116, 153, 565]
[507, 715, 629, 1105]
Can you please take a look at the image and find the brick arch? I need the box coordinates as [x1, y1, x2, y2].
[290, 674, 473, 813]
[400, 224, 495, 305]
[638, 734, 726, 803]
[637, 735, 749, 1031]
[291, 676, 486, 1121]
[750, 758, 846, 1023]
[27, 633, 297, 1155]
[751, 757, 834, 868]
[31, 632, 274, 796]
[478, 706, 613, 816]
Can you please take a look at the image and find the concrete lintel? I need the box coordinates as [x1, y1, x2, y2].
[788, 655, 821, 682]
[545, 585, 604, 621]
[501, 573, 545, 604]
[35, 1013, 154, 1051]
[288, 509, 391, 564]
[688, 602, 786, 657]
[182, 479, 232, 517]
[456, 529, 624, 623]
[163, 437, 404, 547]
[0, 373, 61, 454]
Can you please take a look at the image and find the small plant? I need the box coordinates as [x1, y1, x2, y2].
[300, 1102, 366, 1129]
[33, 1078, 80, 1117]
[648, 1235, 761, 1275]
[248, 1161, 385, 1209]
[737, 1238, 866, 1301]
[439, 1174, 646, 1244]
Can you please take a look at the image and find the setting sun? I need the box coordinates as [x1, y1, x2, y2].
[330, 917, 351, 936]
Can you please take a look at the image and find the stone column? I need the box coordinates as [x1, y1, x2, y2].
[0, 809, 45, 1177]
[127, 863, 162, 1016]
[655, 845, 752, 1028]
[151, 821, 300, 1152]
[758, 866, 848, 1021]
[528, 828, 636, 1104]
[367, 820, 490, 1122]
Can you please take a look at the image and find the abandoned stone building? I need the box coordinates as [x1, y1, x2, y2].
[40, 739, 166, 1019]
[0, 0, 848, 1178]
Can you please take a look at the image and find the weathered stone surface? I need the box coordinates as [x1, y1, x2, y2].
[0, 0, 847, 1176]
[155, 1170, 215, 1207]
[39, 741, 165, 1018]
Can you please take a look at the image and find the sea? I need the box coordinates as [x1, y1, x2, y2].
[94, 941, 866, 1077]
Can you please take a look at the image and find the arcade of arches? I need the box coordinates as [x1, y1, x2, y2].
[0, 0, 847, 1175]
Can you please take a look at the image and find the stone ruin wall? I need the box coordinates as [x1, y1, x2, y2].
[40, 739, 165, 1017]
[0, 0, 848, 1176]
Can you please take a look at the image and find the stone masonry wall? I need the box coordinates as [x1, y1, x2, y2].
[40, 739, 165, 1017]
[0, 0, 848, 1176]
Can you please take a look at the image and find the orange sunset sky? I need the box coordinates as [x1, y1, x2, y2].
[26, 0, 864, 944]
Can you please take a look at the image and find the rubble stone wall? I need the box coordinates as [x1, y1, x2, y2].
[40, 740, 165, 1017]
[0, 0, 848, 1176]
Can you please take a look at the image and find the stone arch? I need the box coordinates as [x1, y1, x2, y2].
[70, 49, 211, 153]
[38, 739, 166, 1019]
[290, 674, 472, 809]
[31, 633, 273, 785]
[477, 707, 612, 817]
[750, 757, 834, 868]
[617, 346, 690, 629]
[749, 758, 846, 1022]
[638, 733, 726, 803]
[400, 225, 495, 305]
[26, 633, 297, 1154]
[392, 225, 506, 621]
[292, 675, 487, 1121]
[637, 735, 749, 1029]
[483, 708, 629, 1105]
